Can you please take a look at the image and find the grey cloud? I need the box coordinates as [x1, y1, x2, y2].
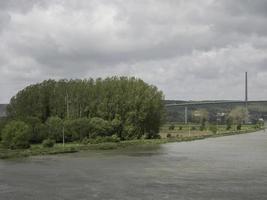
[0, 0, 267, 103]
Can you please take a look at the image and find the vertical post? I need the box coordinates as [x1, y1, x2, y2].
[62, 125, 65, 148]
[185, 106, 188, 124]
[245, 72, 249, 123]
[185, 106, 191, 137]
[189, 123, 191, 137]
[216, 113, 219, 134]
[245, 72, 248, 104]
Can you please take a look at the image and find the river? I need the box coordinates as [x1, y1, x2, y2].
[1, 131, 267, 200]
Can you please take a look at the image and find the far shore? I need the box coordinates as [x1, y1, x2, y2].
[0, 127, 263, 159]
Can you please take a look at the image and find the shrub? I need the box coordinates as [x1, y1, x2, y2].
[82, 137, 90, 144]
[82, 135, 120, 144]
[166, 133, 172, 138]
[1, 121, 31, 149]
[46, 116, 63, 142]
[209, 125, 217, 134]
[111, 134, 120, 142]
[42, 138, 55, 148]
[200, 125, 205, 131]
[179, 126, 183, 130]
[191, 126, 196, 130]
[64, 118, 91, 142]
[169, 124, 175, 130]
[0, 118, 9, 141]
[23, 117, 43, 143]
[226, 118, 232, 130]
[90, 117, 112, 138]
[152, 134, 161, 139]
[237, 124, 242, 130]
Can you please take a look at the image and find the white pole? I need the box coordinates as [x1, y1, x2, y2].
[62, 125, 65, 148]
[185, 106, 188, 124]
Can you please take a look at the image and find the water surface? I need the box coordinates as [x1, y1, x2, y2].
[1, 131, 267, 200]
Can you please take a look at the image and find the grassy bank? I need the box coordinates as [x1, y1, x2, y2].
[0, 127, 264, 159]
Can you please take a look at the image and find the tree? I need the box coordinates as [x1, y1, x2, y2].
[89, 117, 112, 138]
[1, 121, 31, 149]
[6, 77, 165, 141]
[226, 118, 232, 130]
[64, 118, 91, 141]
[228, 107, 248, 129]
[46, 116, 63, 142]
[0, 117, 9, 140]
[193, 109, 209, 130]
[23, 116, 44, 143]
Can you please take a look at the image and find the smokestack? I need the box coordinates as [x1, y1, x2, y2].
[245, 72, 249, 123]
[245, 72, 248, 102]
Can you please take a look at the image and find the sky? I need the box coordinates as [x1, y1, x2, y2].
[0, 0, 267, 103]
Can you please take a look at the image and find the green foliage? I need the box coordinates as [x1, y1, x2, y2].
[193, 109, 209, 123]
[200, 120, 206, 131]
[6, 77, 165, 142]
[169, 124, 175, 130]
[228, 107, 247, 125]
[166, 133, 172, 138]
[23, 117, 45, 143]
[42, 138, 55, 148]
[82, 135, 120, 144]
[0, 117, 9, 140]
[179, 126, 183, 130]
[226, 118, 232, 130]
[64, 118, 91, 141]
[1, 121, 31, 149]
[237, 124, 242, 130]
[209, 125, 218, 134]
[46, 116, 63, 142]
[89, 117, 112, 138]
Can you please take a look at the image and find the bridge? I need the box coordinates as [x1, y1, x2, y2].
[165, 100, 267, 107]
[165, 100, 267, 124]
[165, 72, 267, 123]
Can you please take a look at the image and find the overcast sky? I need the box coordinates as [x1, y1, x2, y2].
[0, 0, 267, 103]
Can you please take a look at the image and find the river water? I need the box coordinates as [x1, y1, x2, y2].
[1, 131, 267, 200]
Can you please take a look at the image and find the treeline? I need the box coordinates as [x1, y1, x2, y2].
[165, 101, 267, 123]
[0, 77, 165, 149]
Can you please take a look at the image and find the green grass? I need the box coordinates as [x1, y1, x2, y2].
[0, 125, 263, 159]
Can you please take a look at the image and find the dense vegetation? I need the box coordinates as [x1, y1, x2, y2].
[0, 77, 164, 149]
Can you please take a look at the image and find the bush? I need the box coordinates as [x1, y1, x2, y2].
[200, 125, 205, 131]
[46, 116, 63, 142]
[169, 124, 175, 130]
[152, 134, 161, 139]
[179, 126, 183, 130]
[23, 117, 43, 143]
[166, 133, 172, 138]
[237, 124, 242, 130]
[82, 135, 120, 144]
[90, 117, 112, 138]
[64, 118, 91, 142]
[226, 118, 232, 130]
[42, 139, 55, 148]
[191, 126, 196, 130]
[1, 121, 31, 149]
[209, 125, 217, 134]
[0, 118, 9, 141]
[82, 137, 90, 144]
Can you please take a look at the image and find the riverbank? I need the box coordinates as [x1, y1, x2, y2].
[0, 128, 264, 159]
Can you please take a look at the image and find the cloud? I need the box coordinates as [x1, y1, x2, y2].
[0, 0, 267, 103]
